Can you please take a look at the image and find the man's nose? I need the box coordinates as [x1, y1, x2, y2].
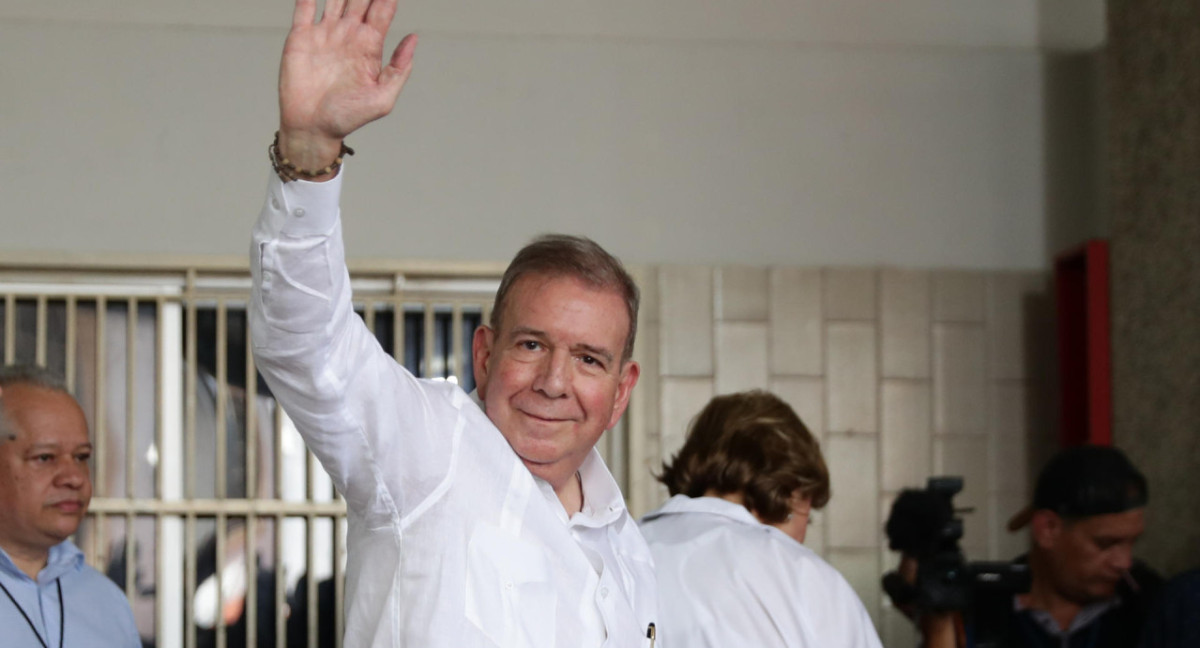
[533, 350, 570, 397]
[55, 459, 88, 490]
[1111, 544, 1134, 572]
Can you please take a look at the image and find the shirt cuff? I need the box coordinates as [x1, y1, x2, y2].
[265, 166, 345, 238]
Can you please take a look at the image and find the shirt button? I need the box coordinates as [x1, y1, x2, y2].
[600, 587, 609, 598]
[293, 207, 306, 218]
[271, 197, 280, 210]
[505, 582, 514, 590]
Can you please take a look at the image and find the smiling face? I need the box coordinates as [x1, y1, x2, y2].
[472, 273, 639, 492]
[0, 384, 93, 561]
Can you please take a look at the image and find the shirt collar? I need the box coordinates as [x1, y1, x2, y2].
[0, 540, 84, 583]
[467, 390, 628, 528]
[1013, 594, 1122, 637]
[569, 449, 627, 528]
[641, 493, 761, 526]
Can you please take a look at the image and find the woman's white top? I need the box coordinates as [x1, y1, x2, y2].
[640, 495, 883, 648]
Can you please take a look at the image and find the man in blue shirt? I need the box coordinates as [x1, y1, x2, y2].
[0, 365, 140, 648]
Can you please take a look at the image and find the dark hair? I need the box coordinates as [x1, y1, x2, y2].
[657, 390, 830, 524]
[490, 234, 639, 362]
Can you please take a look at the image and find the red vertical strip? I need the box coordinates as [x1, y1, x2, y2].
[1056, 250, 1087, 447]
[1054, 240, 1112, 448]
[1085, 241, 1112, 445]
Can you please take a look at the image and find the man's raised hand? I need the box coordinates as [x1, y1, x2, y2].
[277, 0, 417, 175]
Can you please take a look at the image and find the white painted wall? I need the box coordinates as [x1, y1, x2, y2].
[0, 1, 1104, 268]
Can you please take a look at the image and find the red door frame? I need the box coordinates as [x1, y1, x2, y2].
[1054, 240, 1112, 447]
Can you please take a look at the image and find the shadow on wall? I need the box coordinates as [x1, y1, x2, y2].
[1041, 51, 1107, 262]
[1022, 288, 1060, 495]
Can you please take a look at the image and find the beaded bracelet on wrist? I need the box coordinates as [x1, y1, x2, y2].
[269, 131, 354, 182]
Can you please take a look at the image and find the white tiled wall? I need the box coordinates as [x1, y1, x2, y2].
[632, 265, 1056, 648]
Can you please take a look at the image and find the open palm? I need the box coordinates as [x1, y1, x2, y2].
[278, 0, 416, 161]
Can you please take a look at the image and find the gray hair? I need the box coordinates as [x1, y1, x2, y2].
[0, 365, 71, 443]
[491, 234, 640, 363]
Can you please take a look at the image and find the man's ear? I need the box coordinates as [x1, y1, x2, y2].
[471, 325, 495, 398]
[1030, 510, 1062, 551]
[605, 360, 640, 431]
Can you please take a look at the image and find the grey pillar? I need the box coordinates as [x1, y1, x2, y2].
[1107, 0, 1200, 575]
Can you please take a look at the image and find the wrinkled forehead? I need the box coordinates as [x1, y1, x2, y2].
[0, 385, 90, 448]
[502, 273, 630, 326]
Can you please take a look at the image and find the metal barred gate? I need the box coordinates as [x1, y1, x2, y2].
[0, 257, 514, 648]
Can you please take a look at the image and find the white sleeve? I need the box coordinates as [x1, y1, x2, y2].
[249, 170, 458, 524]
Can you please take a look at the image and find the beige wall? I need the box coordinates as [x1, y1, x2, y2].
[630, 264, 1058, 646]
[1, 1, 1103, 268]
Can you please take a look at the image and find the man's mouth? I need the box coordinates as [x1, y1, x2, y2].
[49, 500, 84, 513]
[519, 409, 570, 423]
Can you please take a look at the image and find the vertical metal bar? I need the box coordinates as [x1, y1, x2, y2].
[126, 299, 137, 498]
[275, 405, 287, 648]
[35, 296, 47, 367]
[154, 297, 165, 648]
[4, 294, 15, 363]
[246, 317, 259, 501]
[392, 297, 404, 364]
[125, 298, 138, 602]
[94, 296, 108, 566]
[334, 516, 345, 648]
[451, 303, 464, 384]
[245, 515, 258, 648]
[159, 297, 185, 648]
[216, 511, 227, 648]
[245, 315, 259, 648]
[216, 300, 228, 500]
[185, 514, 197, 648]
[391, 274, 404, 363]
[215, 300, 228, 648]
[305, 444, 317, 648]
[307, 514, 317, 648]
[423, 303, 434, 379]
[185, 273, 197, 503]
[185, 272, 198, 648]
[65, 298, 76, 393]
[125, 513, 137, 601]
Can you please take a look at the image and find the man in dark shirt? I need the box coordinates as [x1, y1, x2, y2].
[1139, 568, 1200, 648]
[996, 445, 1162, 648]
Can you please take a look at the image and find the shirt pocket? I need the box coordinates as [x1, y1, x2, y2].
[465, 523, 558, 648]
[256, 239, 335, 334]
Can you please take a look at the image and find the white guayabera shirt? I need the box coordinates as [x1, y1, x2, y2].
[641, 495, 883, 648]
[249, 170, 658, 648]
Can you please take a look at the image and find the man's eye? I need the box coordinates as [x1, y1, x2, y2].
[34, 454, 54, 463]
[520, 340, 540, 351]
[75, 453, 92, 463]
[580, 355, 602, 368]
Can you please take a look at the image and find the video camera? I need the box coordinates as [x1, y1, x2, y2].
[882, 476, 1030, 648]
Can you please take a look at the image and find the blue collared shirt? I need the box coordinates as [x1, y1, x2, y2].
[0, 540, 140, 648]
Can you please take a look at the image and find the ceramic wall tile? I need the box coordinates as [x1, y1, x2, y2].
[769, 267, 823, 376]
[659, 266, 713, 376]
